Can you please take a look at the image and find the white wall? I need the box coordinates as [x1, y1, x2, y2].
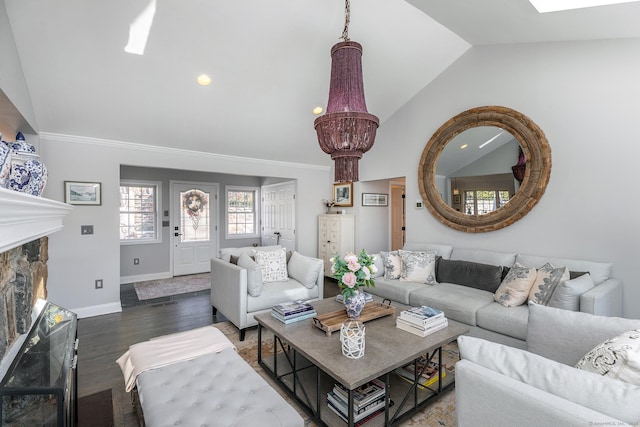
[40, 134, 330, 317]
[359, 38, 640, 318]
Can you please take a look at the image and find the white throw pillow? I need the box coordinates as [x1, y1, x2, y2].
[576, 329, 640, 386]
[238, 253, 263, 297]
[457, 335, 640, 425]
[370, 253, 385, 278]
[380, 250, 402, 280]
[547, 273, 595, 311]
[253, 247, 288, 283]
[287, 251, 321, 289]
[528, 262, 569, 305]
[398, 250, 437, 285]
[493, 264, 537, 307]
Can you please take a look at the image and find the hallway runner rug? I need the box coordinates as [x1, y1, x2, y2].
[133, 273, 210, 300]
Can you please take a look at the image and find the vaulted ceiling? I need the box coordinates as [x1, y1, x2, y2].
[4, 0, 640, 167]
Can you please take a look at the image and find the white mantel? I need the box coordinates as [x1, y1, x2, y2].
[0, 187, 73, 253]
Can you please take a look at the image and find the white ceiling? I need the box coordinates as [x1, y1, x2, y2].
[4, 0, 640, 167]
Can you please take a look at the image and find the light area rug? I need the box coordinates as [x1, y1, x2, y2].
[133, 273, 210, 300]
[214, 321, 458, 427]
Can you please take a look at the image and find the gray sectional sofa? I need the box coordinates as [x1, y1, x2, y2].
[367, 242, 623, 349]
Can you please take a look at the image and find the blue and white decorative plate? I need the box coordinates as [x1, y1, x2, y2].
[0, 142, 12, 188]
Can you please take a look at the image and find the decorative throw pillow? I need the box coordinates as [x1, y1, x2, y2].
[528, 262, 570, 305]
[398, 250, 437, 285]
[547, 273, 595, 312]
[493, 264, 537, 307]
[380, 250, 402, 280]
[253, 248, 288, 283]
[238, 253, 263, 297]
[436, 259, 503, 292]
[370, 253, 385, 278]
[287, 251, 322, 289]
[576, 329, 640, 385]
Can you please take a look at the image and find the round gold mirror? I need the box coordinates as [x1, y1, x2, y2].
[418, 106, 551, 233]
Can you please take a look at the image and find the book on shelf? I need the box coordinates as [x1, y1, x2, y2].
[332, 378, 386, 409]
[327, 391, 385, 416]
[271, 300, 314, 316]
[396, 318, 449, 337]
[394, 357, 446, 389]
[327, 394, 392, 425]
[395, 369, 445, 390]
[270, 310, 317, 324]
[335, 291, 374, 303]
[399, 305, 445, 326]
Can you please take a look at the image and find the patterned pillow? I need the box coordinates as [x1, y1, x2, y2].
[576, 329, 640, 385]
[380, 250, 402, 280]
[253, 248, 288, 283]
[528, 262, 570, 305]
[493, 264, 537, 307]
[398, 250, 437, 285]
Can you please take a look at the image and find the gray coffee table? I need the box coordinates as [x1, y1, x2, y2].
[256, 298, 468, 426]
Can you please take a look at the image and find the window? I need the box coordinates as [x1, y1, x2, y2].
[120, 180, 162, 244]
[226, 186, 259, 238]
[464, 190, 511, 215]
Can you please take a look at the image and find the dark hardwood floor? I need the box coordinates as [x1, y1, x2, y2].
[78, 278, 340, 425]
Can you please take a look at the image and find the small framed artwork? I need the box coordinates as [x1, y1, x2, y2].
[453, 194, 461, 204]
[64, 181, 102, 205]
[362, 193, 388, 207]
[333, 182, 353, 207]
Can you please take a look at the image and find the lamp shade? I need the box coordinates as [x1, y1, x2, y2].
[315, 41, 379, 183]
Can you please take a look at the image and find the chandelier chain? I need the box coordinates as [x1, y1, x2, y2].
[341, 0, 351, 41]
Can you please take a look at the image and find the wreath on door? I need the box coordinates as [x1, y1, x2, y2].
[182, 190, 207, 230]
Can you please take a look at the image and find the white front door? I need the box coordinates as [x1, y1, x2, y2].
[261, 181, 296, 252]
[171, 181, 219, 276]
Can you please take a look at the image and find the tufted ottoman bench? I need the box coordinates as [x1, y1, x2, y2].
[117, 326, 304, 427]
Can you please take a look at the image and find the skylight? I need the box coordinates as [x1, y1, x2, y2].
[125, 0, 157, 55]
[529, 0, 639, 13]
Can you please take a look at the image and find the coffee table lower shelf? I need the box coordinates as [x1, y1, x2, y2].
[258, 326, 455, 427]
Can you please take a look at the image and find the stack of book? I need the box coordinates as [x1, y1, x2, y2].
[394, 356, 446, 389]
[327, 379, 391, 426]
[271, 300, 317, 324]
[334, 291, 374, 304]
[396, 305, 448, 337]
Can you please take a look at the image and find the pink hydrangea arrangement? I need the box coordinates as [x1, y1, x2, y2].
[331, 249, 377, 299]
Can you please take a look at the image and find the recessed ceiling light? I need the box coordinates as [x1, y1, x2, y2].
[196, 74, 212, 86]
[312, 106, 324, 115]
[529, 0, 639, 13]
[460, 144, 468, 149]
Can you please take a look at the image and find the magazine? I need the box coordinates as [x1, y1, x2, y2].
[271, 300, 314, 316]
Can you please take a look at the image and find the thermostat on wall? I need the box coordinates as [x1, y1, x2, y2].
[416, 200, 424, 209]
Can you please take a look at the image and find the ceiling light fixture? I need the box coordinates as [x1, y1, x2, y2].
[196, 74, 212, 86]
[314, 0, 379, 183]
[529, 0, 638, 13]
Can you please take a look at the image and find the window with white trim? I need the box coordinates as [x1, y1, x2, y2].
[464, 190, 511, 215]
[120, 180, 162, 244]
[226, 186, 259, 238]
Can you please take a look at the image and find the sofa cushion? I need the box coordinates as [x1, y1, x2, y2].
[457, 335, 640, 425]
[371, 253, 385, 278]
[380, 250, 402, 280]
[527, 303, 640, 366]
[436, 259, 503, 293]
[547, 273, 595, 312]
[238, 253, 263, 297]
[399, 250, 437, 285]
[219, 245, 282, 262]
[246, 279, 319, 313]
[450, 248, 516, 267]
[402, 242, 454, 259]
[409, 283, 494, 326]
[365, 277, 424, 305]
[287, 251, 322, 289]
[493, 264, 537, 307]
[254, 247, 289, 283]
[576, 329, 640, 385]
[515, 253, 612, 285]
[476, 302, 529, 340]
[528, 263, 570, 305]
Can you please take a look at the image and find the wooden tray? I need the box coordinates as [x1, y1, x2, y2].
[312, 300, 396, 336]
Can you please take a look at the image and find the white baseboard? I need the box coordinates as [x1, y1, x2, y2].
[71, 302, 123, 319]
[120, 272, 172, 285]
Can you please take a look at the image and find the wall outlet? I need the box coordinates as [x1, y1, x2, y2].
[95, 279, 103, 289]
[134, 258, 140, 265]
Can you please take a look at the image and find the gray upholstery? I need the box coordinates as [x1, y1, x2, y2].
[402, 242, 454, 259]
[515, 253, 612, 285]
[450, 247, 516, 266]
[476, 302, 529, 340]
[366, 276, 425, 305]
[408, 282, 493, 326]
[137, 347, 304, 427]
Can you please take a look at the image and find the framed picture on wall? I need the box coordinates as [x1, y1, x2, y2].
[453, 194, 461, 204]
[362, 193, 388, 206]
[333, 182, 353, 207]
[64, 181, 102, 205]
